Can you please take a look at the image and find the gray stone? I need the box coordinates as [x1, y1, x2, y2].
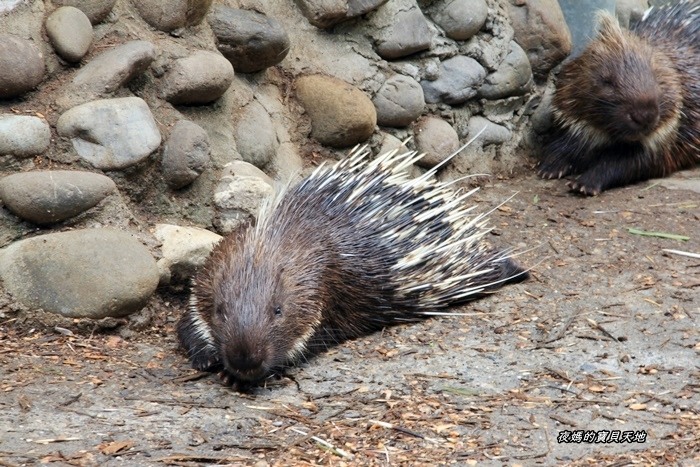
[221, 160, 274, 186]
[132, 0, 212, 32]
[482, 95, 528, 123]
[57, 40, 156, 110]
[559, 0, 616, 57]
[72, 40, 156, 93]
[208, 6, 290, 73]
[57, 97, 162, 171]
[214, 170, 274, 234]
[45, 6, 93, 63]
[53, 0, 116, 24]
[371, 1, 432, 60]
[530, 92, 554, 134]
[478, 41, 533, 100]
[373, 74, 425, 128]
[268, 142, 303, 182]
[0, 171, 116, 224]
[154, 224, 221, 284]
[162, 120, 210, 190]
[414, 117, 459, 168]
[233, 100, 278, 168]
[161, 51, 234, 105]
[0, 229, 159, 318]
[296, 74, 377, 148]
[0, 0, 24, 14]
[616, 0, 649, 28]
[296, 0, 389, 28]
[0, 34, 44, 99]
[0, 115, 50, 158]
[506, 0, 572, 80]
[467, 116, 511, 147]
[377, 133, 420, 177]
[430, 0, 488, 41]
[420, 55, 486, 105]
[378, 133, 407, 156]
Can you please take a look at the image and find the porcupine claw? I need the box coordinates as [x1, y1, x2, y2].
[218, 371, 234, 386]
[567, 179, 600, 196]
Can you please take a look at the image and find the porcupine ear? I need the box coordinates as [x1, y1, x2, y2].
[595, 10, 624, 43]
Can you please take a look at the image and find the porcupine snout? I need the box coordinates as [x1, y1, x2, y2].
[220, 337, 271, 383]
[627, 99, 660, 136]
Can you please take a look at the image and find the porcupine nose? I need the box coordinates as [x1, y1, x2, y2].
[227, 350, 264, 372]
[629, 103, 659, 133]
[222, 342, 269, 382]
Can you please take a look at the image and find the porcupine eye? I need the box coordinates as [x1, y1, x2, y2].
[598, 74, 616, 90]
[273, 305, 282, 316]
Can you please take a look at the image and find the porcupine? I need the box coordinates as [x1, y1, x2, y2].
[177, 144, 529, 387]
[538, 0, 700, 195]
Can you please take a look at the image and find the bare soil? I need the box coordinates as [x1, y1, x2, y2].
[1, 169, 699, 466]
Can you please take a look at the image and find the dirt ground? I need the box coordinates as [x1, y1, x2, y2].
[1, 168, 698, 466]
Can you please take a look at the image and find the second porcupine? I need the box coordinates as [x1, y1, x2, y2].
[178, 145, 529, 387]
[538, 1, 700, 195]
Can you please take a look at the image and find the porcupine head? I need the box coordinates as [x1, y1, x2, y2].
[185, 218, 328, 386]
[553, 11, 680, 146]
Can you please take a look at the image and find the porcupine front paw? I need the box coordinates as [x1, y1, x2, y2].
[537, 157, 574, 180]
[567, 175, 603, 196]
[187, 344, 223, 373]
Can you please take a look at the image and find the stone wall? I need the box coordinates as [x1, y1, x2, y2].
[0, 0, 652, 318]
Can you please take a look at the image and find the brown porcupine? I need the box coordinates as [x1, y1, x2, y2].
[177, 145, 529, 387]
[538, 1, 700, 195]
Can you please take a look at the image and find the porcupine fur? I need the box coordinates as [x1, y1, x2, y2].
[538, 1, 700, 195]
[177, 145, 529, 387]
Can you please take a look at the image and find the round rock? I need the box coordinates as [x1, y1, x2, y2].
[53, 0, 116, 24]
[0, 171, 116, 224]
[161, 51, 234, 105]
[45, 6, 93, 63]
[378, 132, 407, 156]
[296, 0, 388, 28]
[56, 97, 162, 171]
[505, 0, 571, 79]
[371, 1, 432, 60]
[214, 167, 274, 234]
[0, 115, 51, 157]
[58, 41, 157, 111]
[468, 116, 511, 146]
[72, 41, 156, 93]
[133, 0, 212, 32]
[414, 117, 460, 168]
[296, 74, 377, 148]
[373, 74, 425, 128]
[430, 0, 488, 41]
[233, 100, 278, 168]
[208, 5, 290, 73]
[0, 229, 159, 318]
[0, 34, 44, 98]
[420, 55, 486, 105]
[162, 120, 210, 189]
[154, 224, 222, 284]
[221, 160, 273, 186]
[478, 41, 533, 99]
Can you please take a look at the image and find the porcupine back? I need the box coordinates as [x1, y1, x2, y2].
[178, 146, 528, 385]
[539, 1, 699, 195]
